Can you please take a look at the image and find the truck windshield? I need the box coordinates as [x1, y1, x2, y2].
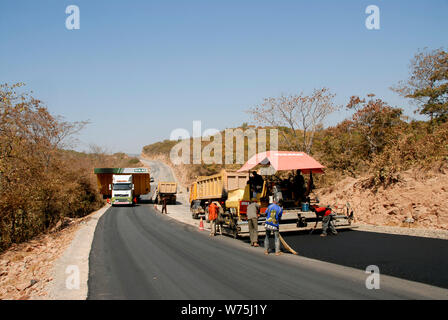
[113, 183, 132, 190]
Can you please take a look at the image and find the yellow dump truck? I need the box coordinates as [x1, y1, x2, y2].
[189, 181, 198, 204]
[154, 182, 177, 205]
[94, 168, 152, 204]
[189, 181, 204, 218]
[189, 170, 249, 220]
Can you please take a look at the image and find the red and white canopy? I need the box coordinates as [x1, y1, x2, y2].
[237, 151, 325, 174]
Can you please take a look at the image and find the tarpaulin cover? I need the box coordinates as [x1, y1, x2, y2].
[237, 151, 325, 174]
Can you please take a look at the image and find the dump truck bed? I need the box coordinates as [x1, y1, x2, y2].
[196, 170, 249, 200]
[158, 182, 177, 194]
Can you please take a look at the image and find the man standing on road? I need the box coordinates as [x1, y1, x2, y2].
[208, 202, 218, 237]
[247, 202, 260, 247]
[162, 197, 168, 214]
[264, 200, 283, 256]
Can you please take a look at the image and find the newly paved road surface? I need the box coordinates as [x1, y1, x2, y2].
[87, 203, 448, 299]
[283, 230, 448, 289]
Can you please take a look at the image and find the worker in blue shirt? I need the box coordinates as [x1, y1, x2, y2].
[264, 200, 283, 256]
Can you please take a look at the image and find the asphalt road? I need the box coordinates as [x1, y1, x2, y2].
[87, 203, 448, 300]
[282, 229, 448, 289]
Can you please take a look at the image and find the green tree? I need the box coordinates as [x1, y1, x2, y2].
[393, 48, 448, 121]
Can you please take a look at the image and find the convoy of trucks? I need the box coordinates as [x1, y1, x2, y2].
[94, 167, 152, 206]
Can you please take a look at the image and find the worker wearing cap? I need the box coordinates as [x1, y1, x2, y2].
[264, 200, 283, 256]
[247, 202, 260, 247]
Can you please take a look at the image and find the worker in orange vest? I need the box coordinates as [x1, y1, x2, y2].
[208, 202, 218, 237]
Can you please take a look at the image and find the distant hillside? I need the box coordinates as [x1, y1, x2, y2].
[141, 126, 281, 186]
[142, 119, 448, 187]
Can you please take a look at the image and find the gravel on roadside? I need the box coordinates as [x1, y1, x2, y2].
[0, 204, 108, 300]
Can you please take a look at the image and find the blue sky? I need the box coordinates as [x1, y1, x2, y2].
[1, 0, 447, 154]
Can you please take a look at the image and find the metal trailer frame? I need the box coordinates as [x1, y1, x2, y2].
[218, 207, 354, 239]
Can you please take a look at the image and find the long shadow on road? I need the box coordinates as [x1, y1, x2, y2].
[280, 229, 448, 289]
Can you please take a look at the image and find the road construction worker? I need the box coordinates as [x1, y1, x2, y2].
[249, 171, 264, 198]
[215, 202, 223, 235]
[162, 197, 168, 214]
[312, 205, 338, 237]
[264, 200, 283, 256]
[321, 210, 338, 237]
[208, 202, 218, 237]
[247, 202, 260, 247]
[272, 184, 283, 204]
[293, 170, 306, 204]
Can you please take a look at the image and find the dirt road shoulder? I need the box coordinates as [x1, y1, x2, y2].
[47, 205, 109, 300]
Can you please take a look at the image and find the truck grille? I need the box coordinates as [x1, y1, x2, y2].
[115, 194, 129, 197]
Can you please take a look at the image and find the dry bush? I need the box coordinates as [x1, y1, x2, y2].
[0, 84, 143, 252]
[365, 121, 448, 189]
[247, 88, 339, 153]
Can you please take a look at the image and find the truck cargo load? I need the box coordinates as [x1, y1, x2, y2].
[154, 182, 177, 205]
[196, 170, 249, 200]
[94, 168, 151, 204]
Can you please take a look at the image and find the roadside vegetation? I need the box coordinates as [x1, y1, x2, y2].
[142, 48, 448, 190]
[0, 83, 142, 252]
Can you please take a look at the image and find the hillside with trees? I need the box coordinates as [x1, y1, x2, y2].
[142, 48, 448, 229]
[0, 83, 143, 251]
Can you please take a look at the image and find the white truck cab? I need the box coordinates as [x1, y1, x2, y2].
[110, 174, 134, 206]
